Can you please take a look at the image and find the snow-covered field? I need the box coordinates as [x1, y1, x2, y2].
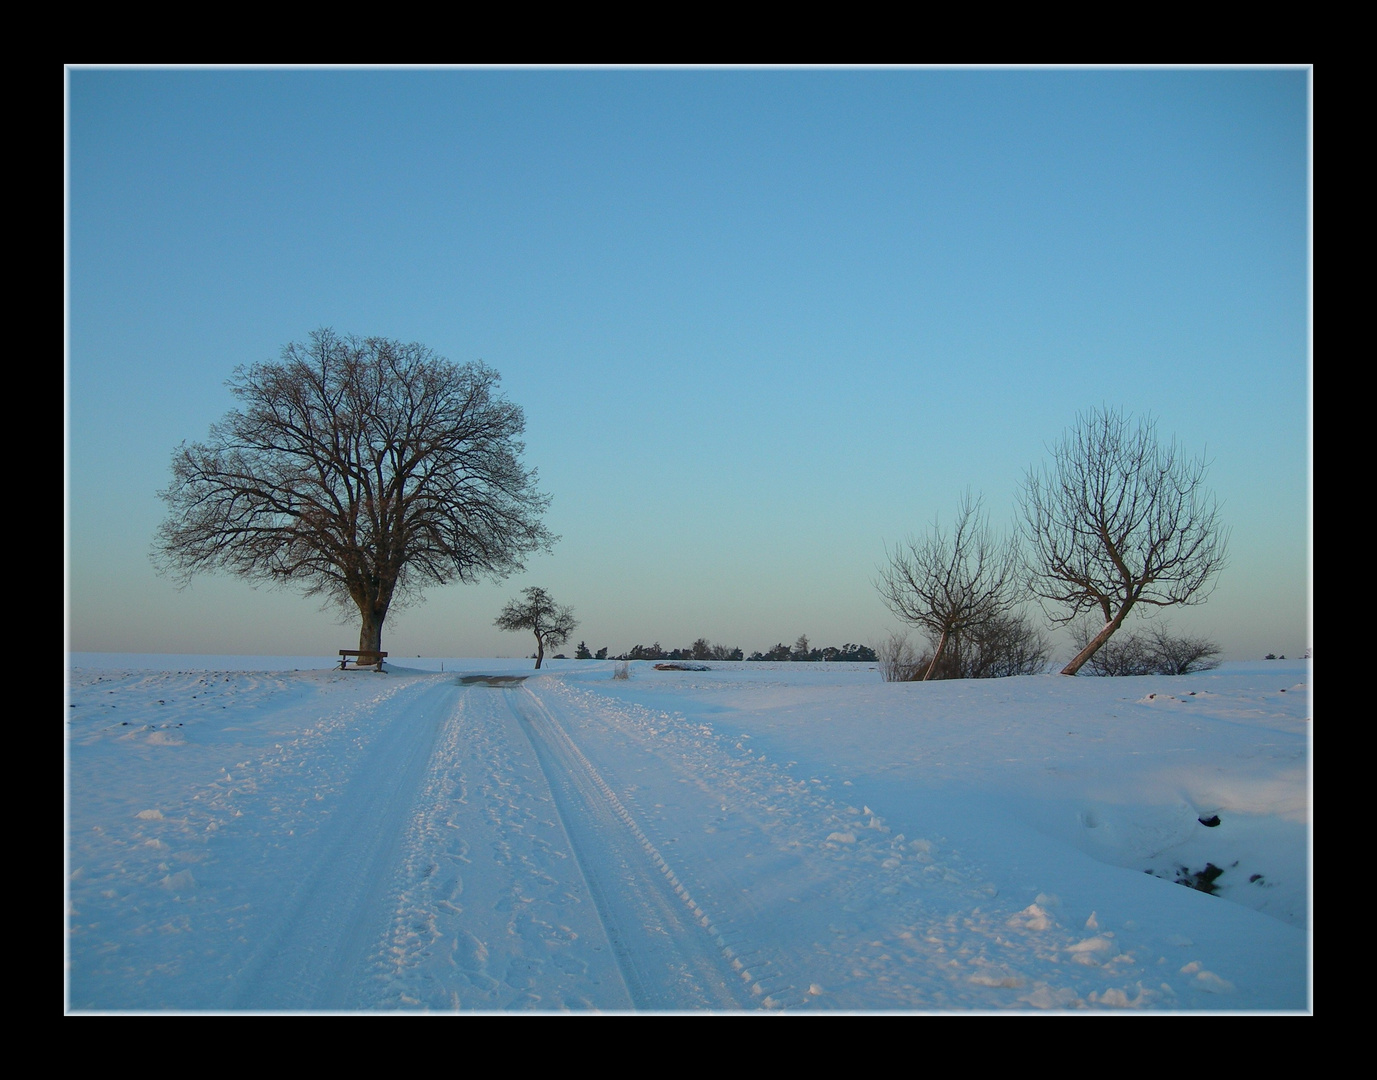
[66, 656, 1310, 1012]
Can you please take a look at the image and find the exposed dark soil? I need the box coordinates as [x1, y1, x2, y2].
[1147, 862, 1231, 894]
[1177, 863, 1226, 893]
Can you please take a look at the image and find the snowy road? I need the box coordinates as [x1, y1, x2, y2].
[509, 685, 750, 1009]
[69, 669, 764, 1010]
[66, 659, 1311, 1011]
[221, 677, 452, 1009]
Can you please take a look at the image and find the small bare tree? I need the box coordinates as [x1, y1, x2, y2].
[494, 587, 577, 669]
[1021, 407, 1229, 675]
[876, 493, 1022, 681]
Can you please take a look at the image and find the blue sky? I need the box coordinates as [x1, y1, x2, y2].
[66, 68, 1310, 661]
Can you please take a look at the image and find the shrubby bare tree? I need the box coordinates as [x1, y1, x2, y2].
[943, 610, 1051, 679]
[494, 586, 577, 669]
[1020, 407, 1229, 676]
[875, 630, 923, 682]
[1147, 629, 1222, 675]
[880, 613, 1050, 682]
[1077, 628, 1153, 677]
[1074, 621, 1222, 677]
[155, 330, 554, 657]
[876, 492, 1022, 681]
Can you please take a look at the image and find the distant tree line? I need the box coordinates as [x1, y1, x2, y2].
[620, 641, 743, 662]
[562, 636, 876, 664]
[746, 636, 876, 663]
[571, 639, 742, 662]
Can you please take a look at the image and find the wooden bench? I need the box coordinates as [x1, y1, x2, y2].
[339, 649, 388, 671]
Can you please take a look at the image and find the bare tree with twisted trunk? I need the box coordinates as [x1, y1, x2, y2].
[155, 330, 555, 658]
[1020, 407, 1228, 676]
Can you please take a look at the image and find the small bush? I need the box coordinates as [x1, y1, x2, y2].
[876, 631, 923, 682]
[1147, 629, 1222, 675]
[1081, 630, 1154, 677]
[612, 661, 631, 680]
[1076, 622, 1222, 676]
[948, 610, 1051, 679]
[883, 611, 1050, 681]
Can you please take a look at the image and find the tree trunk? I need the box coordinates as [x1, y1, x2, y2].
[358, 606, 386, 665]
[534, 633, 544, 669]
[1061, 607, 1130, 675]
[922, 626, 950, 681]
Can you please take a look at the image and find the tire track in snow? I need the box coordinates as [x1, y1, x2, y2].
[524, 679, 918, 1009]
[220, 676, 454, 1010]
[510, 685, 759, 1010]
[362, 683, 632, 1011]
[525, 678, 1106, 1010]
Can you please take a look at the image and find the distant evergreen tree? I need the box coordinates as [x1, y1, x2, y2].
[575, 641, 593, 659]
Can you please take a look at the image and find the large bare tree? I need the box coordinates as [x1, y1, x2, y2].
[1020, 407, 1229, 676]
[494, 587, 577, 669]
[155, 330, 555, 657]
[876, 493, 1022, 681]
